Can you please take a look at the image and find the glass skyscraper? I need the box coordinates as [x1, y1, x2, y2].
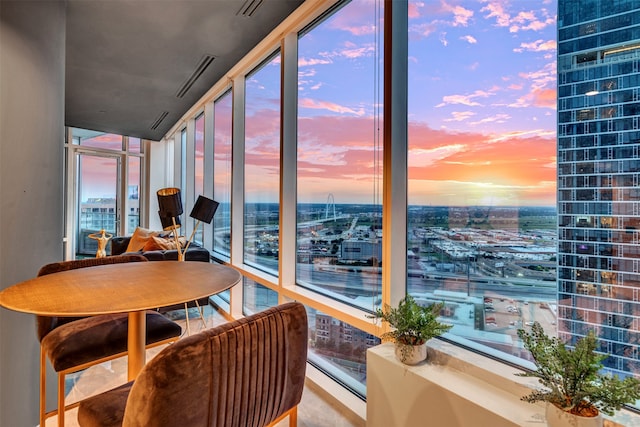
[558, 1, 640, 377]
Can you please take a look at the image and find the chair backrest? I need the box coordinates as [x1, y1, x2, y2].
[36, 254, 148, 341]
[122, 302, 308, 427]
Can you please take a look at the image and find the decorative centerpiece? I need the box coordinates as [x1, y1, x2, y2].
[517, 322, 640, 427]
[371, 295, 452, 365]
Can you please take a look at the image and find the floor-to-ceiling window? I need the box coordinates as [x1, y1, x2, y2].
[407, 0, 558, 362]
[157, 0, 640, 419]
[297, 0, 383, 310]
[193, 112, 205, 243]
[69, 128, 144, 258]
[243, 53, 281, 274]
[213, 90, 233, 257]
[180, 127, 187, 221]
[127, 137, 142, 234]
[296, 0, 382, 398]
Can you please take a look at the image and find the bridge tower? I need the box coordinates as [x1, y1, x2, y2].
[325, 193, 336, 221]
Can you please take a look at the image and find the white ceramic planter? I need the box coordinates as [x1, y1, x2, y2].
[395, 342, 427, 365]
[545, 403, 603, 427]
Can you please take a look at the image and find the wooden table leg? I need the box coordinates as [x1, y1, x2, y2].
[128, 311, 146, 381]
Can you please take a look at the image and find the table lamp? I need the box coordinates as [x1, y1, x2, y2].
[159, 211, 181, 231]
[157, 187, 184, 260]
[183, 195, 219, 253]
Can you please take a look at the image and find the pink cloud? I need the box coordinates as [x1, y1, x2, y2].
[461, 35, 477, 44]
[326, 1, 379, 36]
[531, 88, 557, 109]
[298, 57, 332, 67]
[408, 2, 421, 19]
[299, 98, 365, 116]
[410, 22, 438, 38]
[338, 43, 376, 59]
[436, 90, 494, 107]
[441, 2, 474, 26]
[481, 2, 511, 27]
[470, 113, 511, 125]
[444, 111, 476, 122]
[481, 2, 555, 33]
[513, 39, 557, 53]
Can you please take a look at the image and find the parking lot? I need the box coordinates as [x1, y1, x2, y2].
[482, 295, 557, 338]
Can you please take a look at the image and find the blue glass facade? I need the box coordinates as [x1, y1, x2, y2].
[558, 2, 640, 377]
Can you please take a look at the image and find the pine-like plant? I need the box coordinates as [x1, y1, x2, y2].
[517, 322, 640, 417]
[371, 295, 452, 346]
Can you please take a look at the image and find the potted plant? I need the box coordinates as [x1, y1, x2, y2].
[371, 295, 452, 365]
[517, 322, 640, 427]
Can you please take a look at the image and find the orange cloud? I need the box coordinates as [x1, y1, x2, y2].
[532, 88, 556, 109]
[241, 109, 557, 205]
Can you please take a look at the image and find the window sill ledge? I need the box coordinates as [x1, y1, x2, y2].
[366, 342, 635, 427]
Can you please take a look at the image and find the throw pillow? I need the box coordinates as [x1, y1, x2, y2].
[125, 227, 159, 252]
[143, 235, 178, 251]
[142, 235, 187, 251]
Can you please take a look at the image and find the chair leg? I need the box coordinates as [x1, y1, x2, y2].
[265, 407, 297, 427]
[40, 349, 46, 427]
[57, 372, 65, 427]
[289, 406, 297, 427]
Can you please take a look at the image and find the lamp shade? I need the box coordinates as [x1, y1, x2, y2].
[190, 196, 219, 224]
[157, 187, 183, 217]
[159, 211, 181, 231]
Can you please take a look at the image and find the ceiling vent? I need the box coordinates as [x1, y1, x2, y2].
[237, 0, 263, 17]
[175, 55, 215, 99]
[150, 111, 169, 130]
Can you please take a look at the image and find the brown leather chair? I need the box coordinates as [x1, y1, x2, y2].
[77, 301, 308, 427]
[37, 255, 183, 427]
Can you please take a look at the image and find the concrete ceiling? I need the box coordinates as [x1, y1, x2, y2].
[65, 0, 304, 141]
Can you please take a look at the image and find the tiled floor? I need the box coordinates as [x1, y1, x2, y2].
[44, 305, 364, 427]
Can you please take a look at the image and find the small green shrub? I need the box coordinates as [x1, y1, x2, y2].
[517, 322, 640, 417]
[371, 295, 452, 346]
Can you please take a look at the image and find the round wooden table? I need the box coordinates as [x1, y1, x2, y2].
[0, 261, 241, 379]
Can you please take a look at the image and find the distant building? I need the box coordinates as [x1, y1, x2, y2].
[315, 313, 378, 349]
[557, 2, 640, 377]
[340, 239, 382, 263]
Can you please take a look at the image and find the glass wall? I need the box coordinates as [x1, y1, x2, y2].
[76, 153, 119, 256]
[296, 0, 383, 312]
[243, 279, 278, 315]
[129, 136, 141, 153]
[306, 306, 378, 399]
[243, 53, 281, 273]
[407, 0, 557, 361]
[159, 0, 640, 418]
[194, 113, 205, 243]
[127, 156, 140, 234]
[213, 91, 233, 257]
[69, 128, 144, 256]
[180, 127, 187, 221]
[76, 132, 123, 150]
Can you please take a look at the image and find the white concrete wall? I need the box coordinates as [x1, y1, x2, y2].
[0, 1, 66, 425]
[366, 343, 544, 427]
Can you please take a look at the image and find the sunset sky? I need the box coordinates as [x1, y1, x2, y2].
[83, 0, 558, 209]
[292, 0, 557, 206]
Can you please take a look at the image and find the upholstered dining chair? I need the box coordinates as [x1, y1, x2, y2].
[37, 255, 183, 427]
[77, 301, 308, 427]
